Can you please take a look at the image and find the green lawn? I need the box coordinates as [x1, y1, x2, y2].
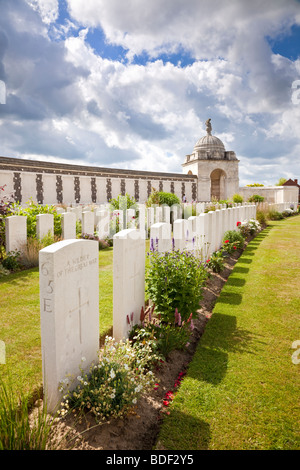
[157, 216, 300, 450]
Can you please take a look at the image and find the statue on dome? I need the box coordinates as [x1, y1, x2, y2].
[205, 118, 212, 135]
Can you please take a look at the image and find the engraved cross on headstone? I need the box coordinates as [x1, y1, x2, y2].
[69, 287, 89, 344]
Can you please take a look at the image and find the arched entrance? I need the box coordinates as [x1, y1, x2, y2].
[210, 169, 227, 201]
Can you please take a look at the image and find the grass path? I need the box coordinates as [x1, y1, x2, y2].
[157, 217, 300, 450]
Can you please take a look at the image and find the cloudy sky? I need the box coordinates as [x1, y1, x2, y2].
[0, 0, 300, 186]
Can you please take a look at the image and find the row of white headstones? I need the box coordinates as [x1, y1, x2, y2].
[4, 201, 261, 255]
[37, 203, 258, 412]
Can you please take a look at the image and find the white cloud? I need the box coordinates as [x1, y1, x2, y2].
[26, 0, 59, 25]
[1, 0, 300, 187]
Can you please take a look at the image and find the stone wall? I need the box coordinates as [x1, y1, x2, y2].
[238, 185, 299, 204]
[0, 156, 197, 205]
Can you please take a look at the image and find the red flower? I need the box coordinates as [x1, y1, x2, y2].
[237, 221, 241, 226]
[233, 246, 237, 250]
[225, 240, 229, 243]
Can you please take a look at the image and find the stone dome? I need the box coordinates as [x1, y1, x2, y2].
[193, 134, 226, 153]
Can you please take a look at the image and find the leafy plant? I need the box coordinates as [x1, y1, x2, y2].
[146, 188, 180, 208]
[237, 219, 261, 238]
[130, 306, 194, 360]
[0, 376, 58, 450]
[222, 230, 245, 254]
[248, 194, 265, 203]
[206, 251, 225, 273]
[109, 193, 137, 212]
[232, 194, 244, 204]
[256, 210, 267, 226]
[59, 337, 155, 423]
[1, 250, 21, 272]
[267, 210, 283, 221]
[12, 199, 62, 238]
[146, 249, 208, 323]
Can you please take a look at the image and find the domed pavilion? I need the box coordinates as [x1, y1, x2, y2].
[182, 119, 240, 201]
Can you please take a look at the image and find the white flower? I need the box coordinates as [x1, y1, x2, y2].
[132, 398, 137, 404]
[110, 369, 116, 379]
[81, 356, 86, 362]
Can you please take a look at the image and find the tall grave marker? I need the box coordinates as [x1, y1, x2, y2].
[39, 239, 99, 413]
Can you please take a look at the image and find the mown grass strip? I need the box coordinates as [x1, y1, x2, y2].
[157, 217, 300, 450]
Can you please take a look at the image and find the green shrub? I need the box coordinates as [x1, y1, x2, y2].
[222, 230, 245, 253]
[237, 219, 261, 238]
[109, 193, 137, 211]
[232, 194, 244, 204]
[1, 250, 21, 272]
[59, 337, 155, 423]
[206, 251, 225, 273]
[146, 188, 180, 207]
[256, 210, 267, 225]
[146, 249, 208, 323]
[13, 199, 62, 238]
[267, 210, 283, 220]
[130, 306, 194, 360]
[248, 194, 265, 203]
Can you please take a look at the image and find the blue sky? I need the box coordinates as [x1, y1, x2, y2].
[0, 0, 300, 186]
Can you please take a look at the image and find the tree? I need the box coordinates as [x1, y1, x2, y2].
[276, 177, 287, 186]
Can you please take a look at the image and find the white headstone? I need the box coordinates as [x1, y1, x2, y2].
[113, 229, 145, 342]
[155, 206, 163, 223]
[173, 219, 189, 252]
[126, 208, 136, 228]
[96, 210, 110, 239]
[36, 214, 54, 240]
[150, 222, 172, 253]
[137, 203, 146, 238]
[39, 239, 99, 413]
[5, 215, 27, 254]
[61, 212, 76, 240]
[82, 211, 94, 235]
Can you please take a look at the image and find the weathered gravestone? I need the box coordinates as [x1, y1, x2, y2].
[39, 239, 99, 413]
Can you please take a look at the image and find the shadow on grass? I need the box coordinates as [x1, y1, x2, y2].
[159, 409, 211, 450]
[189, 312, 265, 386]
[0, 267, 39, 286]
